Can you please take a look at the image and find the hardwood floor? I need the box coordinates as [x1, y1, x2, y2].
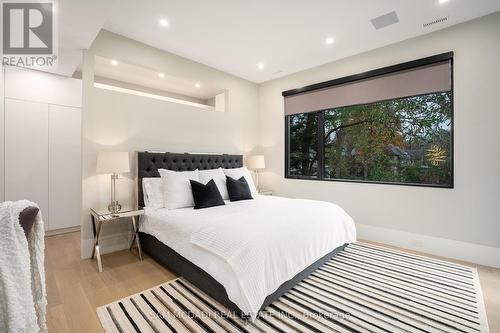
[45, 231, 175, 333]
[45, 232, 500, 332]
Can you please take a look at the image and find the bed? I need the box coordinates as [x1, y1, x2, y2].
[137, 152, 356, 319]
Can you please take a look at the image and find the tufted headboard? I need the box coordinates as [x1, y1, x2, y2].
[137, 152, 243, 207]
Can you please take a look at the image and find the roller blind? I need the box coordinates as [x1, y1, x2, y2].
[284, 60, 452, 116]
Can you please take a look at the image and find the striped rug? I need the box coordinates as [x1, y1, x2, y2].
[97, 242, 489, 332]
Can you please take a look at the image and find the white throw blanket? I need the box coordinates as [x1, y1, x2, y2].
[0, 201, 47, 333]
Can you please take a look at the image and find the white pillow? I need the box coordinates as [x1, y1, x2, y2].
[142, 178, 164, 208]
[199, 168, 229, 200]
[223, 166, 258, 196]
[158, 169, 200, 209]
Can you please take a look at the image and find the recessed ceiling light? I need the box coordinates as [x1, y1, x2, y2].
[158, 73, 165, 78]
[111, 59, 118, 66]
[159, 18, 169, 27]
[439, 0, 449, 3]
[325, 37, 335, 45]
[257, 63, 265, 70]
[195, 83, 201, 88]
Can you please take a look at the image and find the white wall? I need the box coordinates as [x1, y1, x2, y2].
[81, 31, 259, 258]
[257, 13, 500, 261]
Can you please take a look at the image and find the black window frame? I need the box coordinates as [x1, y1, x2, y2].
[284, 52, 454, 189]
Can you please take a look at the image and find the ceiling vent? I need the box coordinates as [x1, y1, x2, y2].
[423, 16, 448, 28]
[371, 11, 400, 30]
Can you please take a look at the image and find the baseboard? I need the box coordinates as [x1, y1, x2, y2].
[45, 226, 80, 237]
[357, 223, 500, 268]
[81, 233, 131, 259]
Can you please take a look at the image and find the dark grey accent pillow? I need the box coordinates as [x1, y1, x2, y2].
[226, 176, 253, 201]
[190, 179, 225, 209]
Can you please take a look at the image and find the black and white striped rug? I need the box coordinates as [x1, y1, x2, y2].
[97, 242, 489, 332]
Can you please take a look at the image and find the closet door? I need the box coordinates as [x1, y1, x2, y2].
[5, 98, 49, 230]
[49, 105, 81, 230]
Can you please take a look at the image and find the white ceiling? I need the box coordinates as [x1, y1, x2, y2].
[39, 0, 115, 76]
[102, 0, 500, 83]
[57, 0, 500, 81]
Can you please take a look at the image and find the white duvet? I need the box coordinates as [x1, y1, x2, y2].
[141, 195, 356, 320]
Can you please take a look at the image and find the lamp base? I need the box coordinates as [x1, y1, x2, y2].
[254, 170, 260, 192]
[108, 173, 121, 213]
[108, 202, 122, 213]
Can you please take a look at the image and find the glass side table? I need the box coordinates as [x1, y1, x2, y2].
[90, 206, 145, 272]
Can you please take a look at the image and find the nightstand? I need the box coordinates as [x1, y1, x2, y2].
[90, 206, 144, 272]
[258, 189, 273, 195]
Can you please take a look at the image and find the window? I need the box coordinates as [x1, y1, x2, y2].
[284, 53, 453, 188]
[288, 113, 319, 177]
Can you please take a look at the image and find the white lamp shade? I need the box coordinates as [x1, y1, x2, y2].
[247, 155, 265, 170]
[96, 152, 130, 174]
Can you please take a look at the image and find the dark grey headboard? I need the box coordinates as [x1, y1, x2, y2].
[137, 152, 243, 207]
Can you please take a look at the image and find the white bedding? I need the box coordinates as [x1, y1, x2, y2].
[140, 195, 356, 319]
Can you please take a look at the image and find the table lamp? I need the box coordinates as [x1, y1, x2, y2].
[247, 155, 265, 191]
[96, 152, 130, 213]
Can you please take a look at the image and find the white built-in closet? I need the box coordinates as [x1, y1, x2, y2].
[1, 67, 82, 232]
